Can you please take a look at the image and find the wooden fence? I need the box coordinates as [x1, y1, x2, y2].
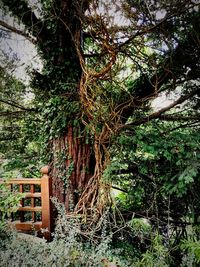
[0, 166, 53, 240]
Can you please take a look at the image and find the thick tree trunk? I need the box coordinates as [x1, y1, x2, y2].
[51, 125, 95, 210]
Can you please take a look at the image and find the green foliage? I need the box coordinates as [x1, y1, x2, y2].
[134, 233, 171, 267]
[181, 240, 200, 266]
[0, 181, 24, 231]
[108, 119, 200, 267]
[0, 199, 134, 267]
[179, 226, 200, 266]
[1, 197, 200, 266]
[111, 120, 200, 212]
[42, 96, 80, 139]
[129, 218, 151, 237]
[0, 65, 43, 177]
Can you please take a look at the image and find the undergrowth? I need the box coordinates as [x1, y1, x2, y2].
[0, 198, 199, 266]
[0, 198, 132, 267]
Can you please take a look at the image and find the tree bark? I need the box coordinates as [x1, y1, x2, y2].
[51, 125, 95, 210]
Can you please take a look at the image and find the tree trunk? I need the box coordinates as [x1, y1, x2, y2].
[51, 124, 95, 210]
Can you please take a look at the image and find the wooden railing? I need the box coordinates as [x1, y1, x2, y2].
[0, 166, 53, 240]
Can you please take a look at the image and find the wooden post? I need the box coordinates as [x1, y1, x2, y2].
[41, 166, 53, 239]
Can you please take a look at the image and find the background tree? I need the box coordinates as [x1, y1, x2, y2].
[0, 62, 42, 177]
[0, 0, 199, 227]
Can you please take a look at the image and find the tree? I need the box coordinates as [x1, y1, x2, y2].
[0, 0, 199, 224]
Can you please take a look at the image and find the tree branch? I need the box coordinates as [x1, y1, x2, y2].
[118, 17, 169, 50]
[118, 2, 199, 50]
[0, 98, 35, 111]
[1, 0, 41, 34]
[118, 10, 200, 121]
[124, 88, 200, 128]
[159, 114, 200, 122]
[165, 121, 200, 133]
[83, 15, 172, 59]
[111, 185, 128, 194]
[0, 110, 33, 117]
[0, 20, 36, 44]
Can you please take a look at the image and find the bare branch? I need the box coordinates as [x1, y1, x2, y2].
[0, 20, 36, 44]
[123, 88, 200, 128]
[111, 185, 128, 193]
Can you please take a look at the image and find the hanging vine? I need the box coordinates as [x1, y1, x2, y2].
[71, 9, 134, 225]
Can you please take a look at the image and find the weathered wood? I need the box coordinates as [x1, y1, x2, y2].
[18, 206, 42, 212]
[24, 192, 41, 198]
[41, 166, 53, 238]
[10, 221, 42, 232]
[6, 179, 41, 185]
[19, 184, 25, 222]
[30, 184, 36, 222]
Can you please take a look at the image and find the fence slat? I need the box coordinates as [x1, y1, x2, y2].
[19, 184, 25, 222]
[24, 193, 41, 198]
[30, 184, 36, 222]
[10, 221, 42, 231]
